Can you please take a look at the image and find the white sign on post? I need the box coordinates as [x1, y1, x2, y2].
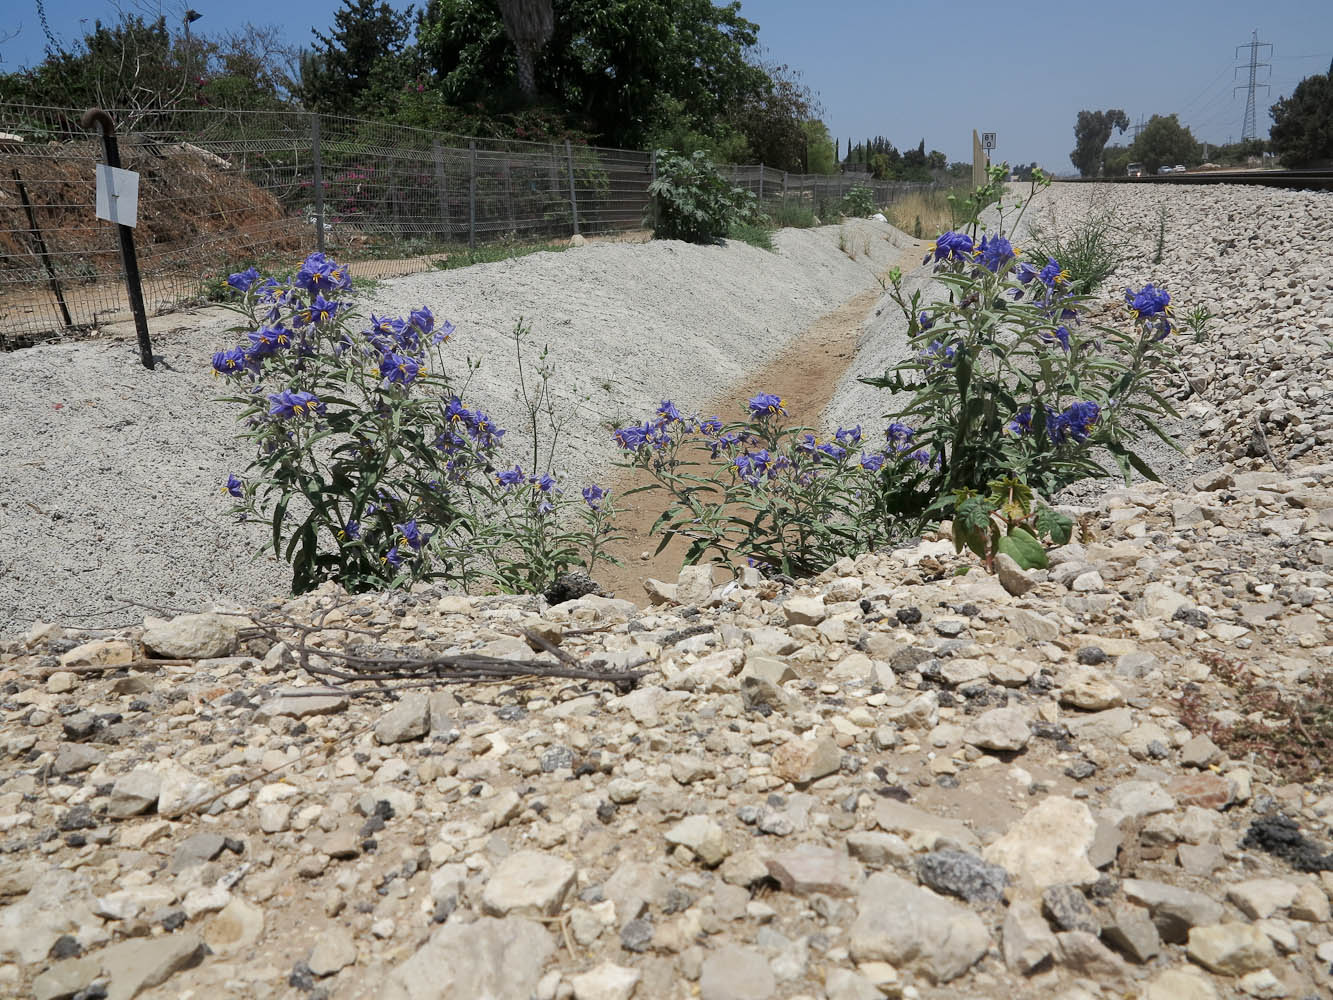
[981, 132, 997, 151]
[95, 164, 140, 228]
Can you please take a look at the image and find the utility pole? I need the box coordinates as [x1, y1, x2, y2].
[1234, 29, 1272, 142]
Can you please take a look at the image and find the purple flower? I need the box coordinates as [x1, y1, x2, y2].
[531, 473, 558, 493]
[296, 252, 351, 294]
[924, 231, 974, 264]
[1006, 406, 1033, 437]
[1038, 257, 1068, 289]
[1125, 283, 1171, 319]
[211, 346, 249, 377]
[395, 519, 430, 551]
[919, 340, 956, 371]
[918, 310, 935, 331]
[1041, 325, 1071, 352]
[223, 473, 243, 497]
[613, 422, 652, 450]
[582, 484, 606, 510]
[407, 306, 434, 335]
[860, 452, 886, 472]
[226, 266, 261, 293]
[496, 465, 524, 487]
[432, 319, 456, 345]
[698, 416, 724, 436]
[382, 546, 403, 569]
[267, 389, 325, 419]
[656, 400, 683, 424]
[834, 425, 862, 447]
[885, 423, 915, 449]
[975, 235, 1017, 273]
[379, 352, 422, 386]
[734, 449, 773, 485]
[1047, 401, 1101, 445]
[747, 393, 786, 417]
[340, 520, 360, 541]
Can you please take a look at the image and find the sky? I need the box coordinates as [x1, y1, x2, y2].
[2, 0, 1330, 174]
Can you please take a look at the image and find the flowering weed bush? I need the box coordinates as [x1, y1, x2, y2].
[614, 395, 934, 576]
[863, 164, 1184, 567]
[649, 150, 759, 244]
[214, 253, 619, 595]
[840, 185, 876, 218]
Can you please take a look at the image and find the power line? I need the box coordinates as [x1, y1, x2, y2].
[1234, 29, 1273, 142]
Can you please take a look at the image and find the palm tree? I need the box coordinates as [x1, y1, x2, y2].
[496, 0, 554, 102]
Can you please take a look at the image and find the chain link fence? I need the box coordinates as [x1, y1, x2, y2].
[0, 103, 932, 345]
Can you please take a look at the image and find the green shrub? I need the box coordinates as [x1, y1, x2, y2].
[769, 199, 818, 229]
[1025, 207, 1130, 295]
[727, 222, 776, 252]
[840, 185, 876, 218]
[648, 150, 758, 244]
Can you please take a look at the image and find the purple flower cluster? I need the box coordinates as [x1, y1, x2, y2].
[918, 339, 957, 372]
[267, 389, 325, 419]
[974, 234, 1018, 273]
[1125, 283, 1172, 339]
[1007, 402, 1101, 445]
[924, 231, 974, 265]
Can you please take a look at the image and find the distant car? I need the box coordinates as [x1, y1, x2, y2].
[1172, 164, 1186, 172]
[1126, 163, 1145, 177]
[1157, 165, 1174, 175]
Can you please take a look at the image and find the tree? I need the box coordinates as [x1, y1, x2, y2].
[801, 120, 836, 174]
[1129, 114, 1201, 174]
[727, 58, 819, 171]
[301, 0, 414, 113]
[495, 0, 554, 102]
[1069, 109, 1129, 177]
[1270, 60, 1333, 167]
[417, 0, 767, 148]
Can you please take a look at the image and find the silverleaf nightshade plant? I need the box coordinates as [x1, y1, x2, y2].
[214, 252, 620, 595]
[614, 395, 935, 577]
[863, 164, 1185, 568]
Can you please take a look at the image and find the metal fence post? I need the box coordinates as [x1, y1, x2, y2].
[758, 163, 764, 202]
[12, 167, 71, 328]
[649, 151, 659, 232]
[80, 108, 153, 370]
[311, 114, 326, 254]
[432, 141, 450, 241]
[468, 141, 477, 249]
[503, 157, 515, 234]
[565, 140, 580, 236]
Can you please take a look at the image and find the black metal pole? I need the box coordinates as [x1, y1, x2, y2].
[12, 167, 73, 328]
[80, 107, 154, 370]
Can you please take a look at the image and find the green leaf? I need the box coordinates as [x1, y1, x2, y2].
[1032, 505, 1073, 546]
[997, 525, 1048, 570]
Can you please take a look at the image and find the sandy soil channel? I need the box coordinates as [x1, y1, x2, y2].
[0, 219, 917, 636]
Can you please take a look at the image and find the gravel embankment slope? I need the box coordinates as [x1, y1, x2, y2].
[0, 220, 910, 635]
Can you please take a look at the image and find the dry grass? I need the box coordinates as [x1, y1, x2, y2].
[885, 187, 970, 240]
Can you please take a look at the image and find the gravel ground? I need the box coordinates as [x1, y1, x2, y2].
[0, 219, 909, 636]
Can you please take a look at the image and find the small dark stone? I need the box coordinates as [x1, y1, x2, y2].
[544, 571, 602, 606]
[1042, 885, 1099, 934]
[1064, 759, 1098, 780]
[289, 961, 315, 992]
[895, 606, 922, 625]
[737, 805, 761, 825]
[955, 603, 981, 617]
[933, 620, 966, 638]
[620, 918, 653, 953]
[432, 896, 457, 923]
[1146, 740, 1170, 760]
[50, 934, 82, 959]
[58, 805, 96, 831]
[916, 850, 1007, 903]
[64, 833, 87, 848]
[840, 755, 862, 775]
[290, 722, 308, 737]
[935, 775, 960, 789]
[496, 705, 526, 721]
[662, 888, 692, 914]
[540, 746, 575, 773]
[223, 837, 246, 855]
[359, 812, 386, 838]
[61, 712, 97, 741]
[1241, 816, 1333, 872]
[126, 699, 150, 713]
[579, 885, 605, 904]
[889, 645, 933, 673]
[595, 801, 617, 824]
[1172, 607, 1210, 628]
[1076, 646, 1108, 665]
[160, 909, 187, 931]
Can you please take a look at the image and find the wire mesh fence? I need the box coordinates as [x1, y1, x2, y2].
[0, 103, 934, 345]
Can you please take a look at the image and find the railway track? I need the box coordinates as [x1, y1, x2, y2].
[1067, 168, 1333, 192]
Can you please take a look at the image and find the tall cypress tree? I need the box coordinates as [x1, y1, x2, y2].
[301, 0, 413, 113]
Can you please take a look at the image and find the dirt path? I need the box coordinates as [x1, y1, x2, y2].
[597, 239, 926, 600]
